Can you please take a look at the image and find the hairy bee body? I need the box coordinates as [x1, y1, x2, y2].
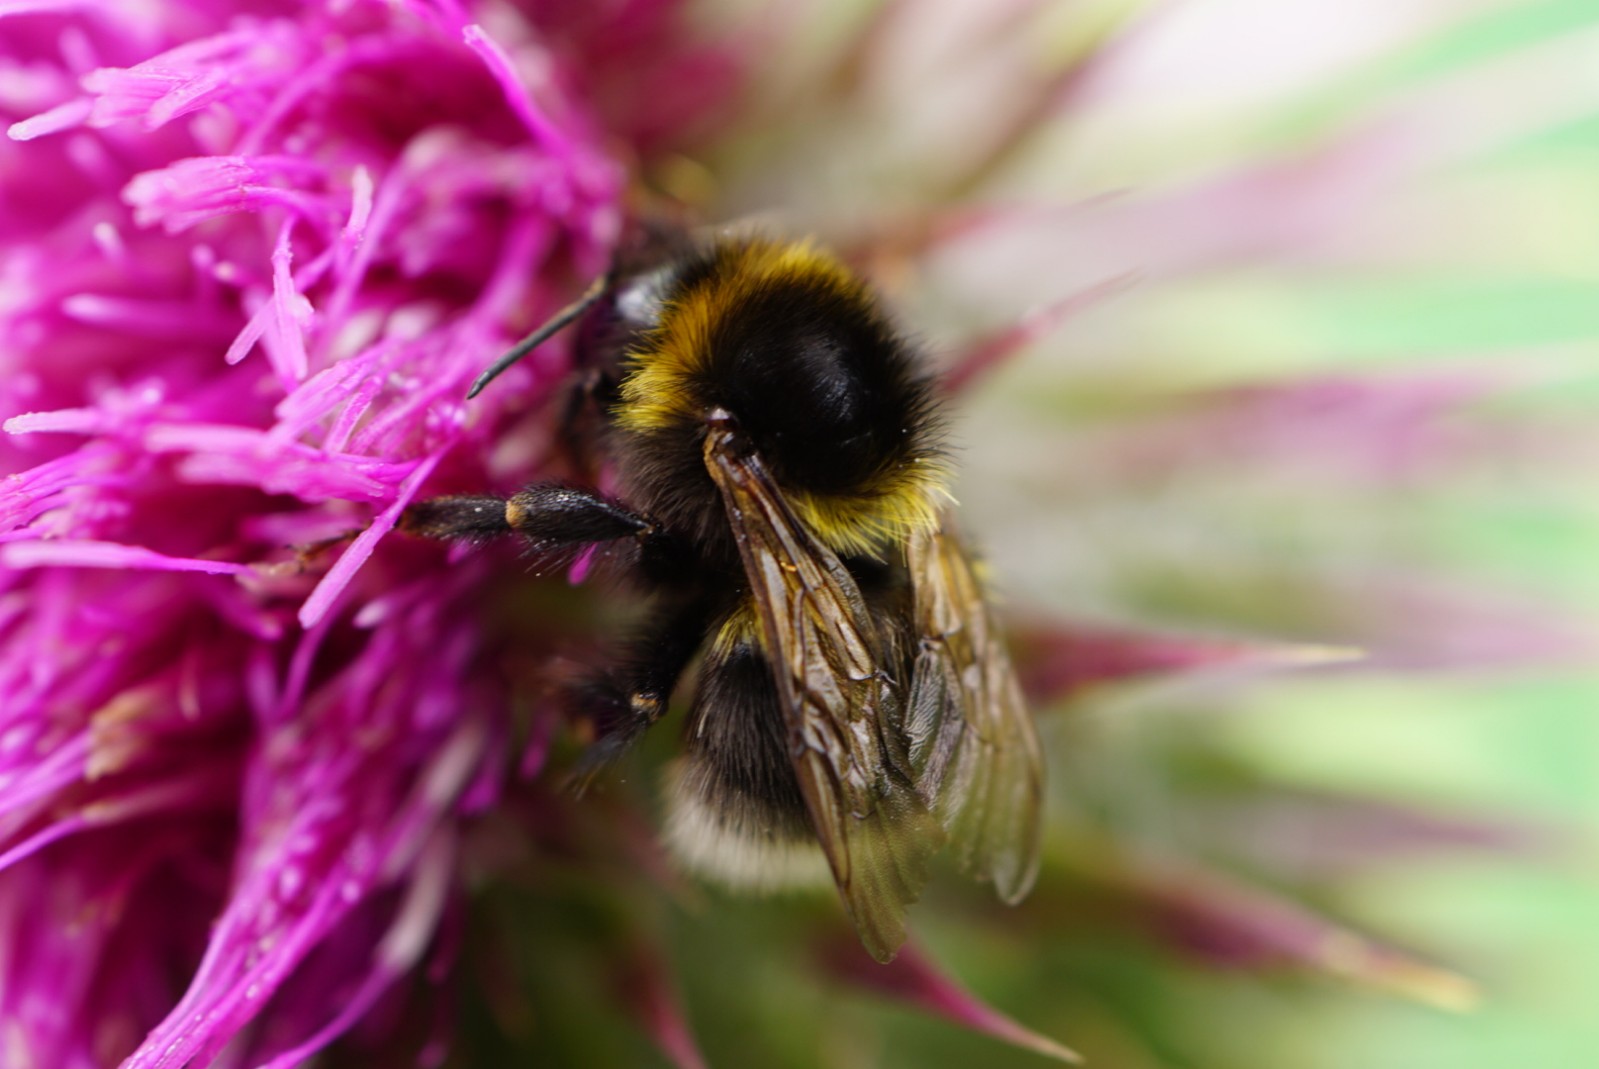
[407, 229, 1043, 961]
[603, 237, 945, 563]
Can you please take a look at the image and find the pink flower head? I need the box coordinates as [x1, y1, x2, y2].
[0, 1, 737, 1064]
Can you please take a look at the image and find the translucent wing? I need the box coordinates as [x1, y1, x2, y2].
[904, 520, 1044, 903]
[703, 421, 943, 962]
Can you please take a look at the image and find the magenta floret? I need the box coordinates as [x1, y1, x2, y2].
[0, 1, 735, 1064]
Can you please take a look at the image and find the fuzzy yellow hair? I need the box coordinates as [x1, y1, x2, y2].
[617, 238, 948, 557]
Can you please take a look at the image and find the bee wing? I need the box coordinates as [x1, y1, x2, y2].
[904, 520, 1044, 903]
[703, 423, 943, 963]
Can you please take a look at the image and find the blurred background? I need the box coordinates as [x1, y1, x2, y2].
[592, 1, 1599, 1065]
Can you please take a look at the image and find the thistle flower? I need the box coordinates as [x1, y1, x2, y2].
[1, 1, 732, 1064]
[4, 1, 1596, 1067]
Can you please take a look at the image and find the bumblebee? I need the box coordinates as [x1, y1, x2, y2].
[404, 228, 1044, 961]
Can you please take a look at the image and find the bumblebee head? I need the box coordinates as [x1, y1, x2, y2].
[615, 238, 947, 558]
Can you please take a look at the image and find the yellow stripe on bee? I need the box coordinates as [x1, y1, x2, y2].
[787, 469, 951, 559]
[617, 238, 862, 434]
[711, 604, 763, 656]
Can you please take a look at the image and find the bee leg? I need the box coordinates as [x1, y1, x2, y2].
[400, 484, 680, 578]
[502, 484, 655, 544]
[398, 494, 517, 541]
[571, 594, 718, 777]
[400, 483, 653, 545]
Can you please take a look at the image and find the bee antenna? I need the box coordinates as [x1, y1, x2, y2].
[465, 274, 610, 399]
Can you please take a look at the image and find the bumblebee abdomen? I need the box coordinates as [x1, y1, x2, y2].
[664, 634, 831, 890]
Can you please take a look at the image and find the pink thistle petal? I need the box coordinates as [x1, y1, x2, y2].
[0, 823, 228, 1068]
[3, 407, 101, 434]
[126, 648, 493, 1067]
[461, 24, 579, 168]
[262, 220, 312, 384]
[1354, 575, 1598, 672]
[298, 451, 441, 628]
[122, 155, 329, 233]
[0, 1, 96, 17]
[1009, 617, 1361, 705]
[943, 271, 1139, 394]
[343, 164, 374, 246]
[139, 423, 402, 501]
[80, 22, 307, 130]
[1074, 366, 1555, 486]
[223, 298, 267, 365]
[0, 764, 237, 875]
[566, 542, 598, 584]
[6, 96, 90, 140]
[1101, 848, 1480, 1012]
[1202, 790, 1555, 875]
[253, 833, 459, 1069]
[61, 293, 240, 340]
[616, 943, 709, 1069]
[0, 734, 91, 819]
[518, 699, 559, 781]
[0, 540, 250, 574]
[821, 938, 1081, 1063]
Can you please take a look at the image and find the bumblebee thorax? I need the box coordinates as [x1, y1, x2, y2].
[613, 238, 946, 557]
